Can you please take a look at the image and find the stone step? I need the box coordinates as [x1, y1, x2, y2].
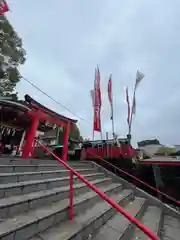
[0, 158, 59, 165]
[0, 158, 91, 166]
[29, 189, 134, 240]
[67, 161, 92, 166]
[0, 181, 122, 219]
[0, 174, 110, 198]
[130, 205, 162, 239]
[61, 163, 94, 170]
[0, 187, 133, 240]
[0, 162, 93, 173]
[0, 164, 70, 173]
[37, 161, 92, 168]
[92, 197, 146, 240]
[0, 168, 97, 184]
[162, 215, 180, 240]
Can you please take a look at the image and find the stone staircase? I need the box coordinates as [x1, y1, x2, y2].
[0, 157, 179, 240]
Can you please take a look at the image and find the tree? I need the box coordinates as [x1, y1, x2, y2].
[69, 123, 83, 141]
[156, 146, 176, 156]
[0, 15, 26, 97]
[57, 123, 83, 145]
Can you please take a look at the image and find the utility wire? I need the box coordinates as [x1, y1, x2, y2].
[21, 76, 91, 124]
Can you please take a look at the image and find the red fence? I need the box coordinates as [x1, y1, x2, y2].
[85, 144, 136, 159]
[88, 153, 180, 206]
[36, 140, 159, 240]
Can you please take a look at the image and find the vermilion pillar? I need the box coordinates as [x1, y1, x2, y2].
[22, 116, 39, 158]
[62, 121, 70, 161]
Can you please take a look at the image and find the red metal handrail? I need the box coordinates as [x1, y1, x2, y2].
[88, 153, 180, 206]
[36, 140, 159, 240]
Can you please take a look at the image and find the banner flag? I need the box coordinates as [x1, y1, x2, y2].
[128, 70, 145, 135]
[132, 70, 144, 116]
[93, 66, 102, 132]
[108, 75, 113, 120]
[93, 106, 101, 132]
[95, 65, 102, 107]
[135, 70, 145, 90]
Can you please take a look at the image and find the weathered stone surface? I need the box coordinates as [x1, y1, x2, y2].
[0, 159, 179, 240]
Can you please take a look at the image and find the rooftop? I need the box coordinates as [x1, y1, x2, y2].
[24, 94, 77, 124]
[0, 95, 77, 131]
[83, 138, 128, 145]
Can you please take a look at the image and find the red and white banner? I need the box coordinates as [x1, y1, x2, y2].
[93, 66, 102, 132]
[93, 106, 101, 132]
[0, 0, 9, 15]
[94, 66, 101, 107]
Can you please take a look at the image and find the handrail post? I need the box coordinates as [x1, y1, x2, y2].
[35, 140, 160, 240]
[69, 170, 74, 222]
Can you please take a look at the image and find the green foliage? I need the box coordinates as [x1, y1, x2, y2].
[57, 123, 83, 145]
[0, 15, 26, 97]
[69, 123, 83, 141]
[156, 146, 176, 156]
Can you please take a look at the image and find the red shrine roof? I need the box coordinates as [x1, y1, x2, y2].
[0, 96, 77, 131]
[24, 95, 77, 124]
[0, 99, 31, 130]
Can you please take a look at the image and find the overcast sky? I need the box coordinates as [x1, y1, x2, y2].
[6, 0, 180, 146]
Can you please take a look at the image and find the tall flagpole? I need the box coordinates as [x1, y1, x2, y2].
[129, 72, 137, 137]
[100, 118, 103, 141]
[97, 65, 103, 141]
[111, 103, 115, 139]
[108, 75, 115, 140]
[92, 91, 95, 141]
[92, 68, 97, 140]
[99, 85, 103, 142]
[111, 76, 115, 139]
[92, 116, 95, 140]
[129, 88, 135, 136]
[125, 86, 131, 144]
